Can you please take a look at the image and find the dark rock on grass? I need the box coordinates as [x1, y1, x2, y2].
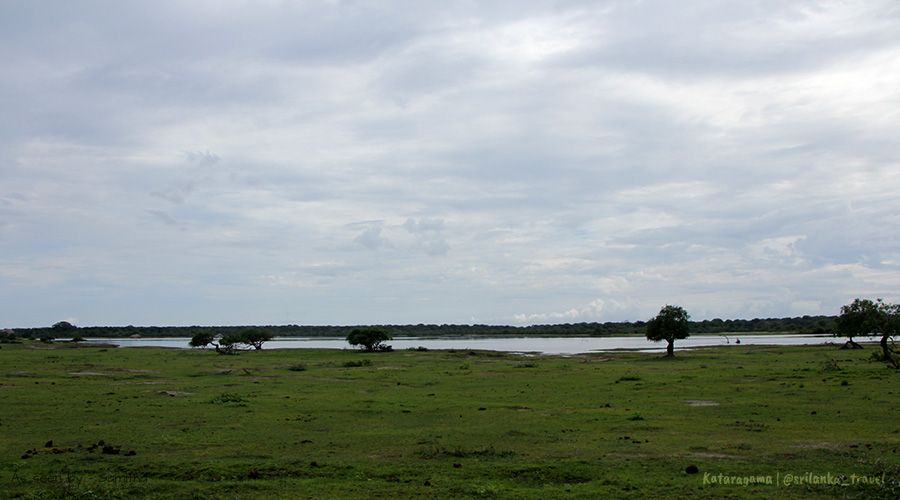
[44, 440, 53, 448]
[685, 465, 700, 474]
[453, 463, 462, 468]
[248, 469, 261, 479]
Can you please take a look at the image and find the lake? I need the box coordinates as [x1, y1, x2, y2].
[82, 334, 841, 355]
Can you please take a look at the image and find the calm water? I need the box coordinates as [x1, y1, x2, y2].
[83, 334, 840, 355]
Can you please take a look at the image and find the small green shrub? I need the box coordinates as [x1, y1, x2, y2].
[342, 359, 372, 368]
[287, 363, 307, 372]
[822, 359, 842, 371]
[209, 393, 247, 404]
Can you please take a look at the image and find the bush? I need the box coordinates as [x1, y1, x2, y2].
[208, 393, 247, 404]
[343, 359, 373, 368]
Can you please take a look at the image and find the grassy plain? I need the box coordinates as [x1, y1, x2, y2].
[0, 341, 898, 499]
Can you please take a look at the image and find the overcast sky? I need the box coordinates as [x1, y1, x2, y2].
[2, 1, 899, 328]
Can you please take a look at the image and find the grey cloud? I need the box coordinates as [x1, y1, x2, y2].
[354, 225, 388, 250]
[404, 217, 449, 256]
[147, 210, 178, 226]
[184, 150, 220, 166]
[403, 217, 445, 233]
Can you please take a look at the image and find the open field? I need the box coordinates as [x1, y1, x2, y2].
[1, 341, 897, 499]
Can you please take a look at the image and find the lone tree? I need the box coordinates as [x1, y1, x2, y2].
[52, 321, 77, 335]
[835, 298, 880, 349]
[236, 328, 274, 350]
[646, 305, 690, 357]
[347, 327, 392, 352]
[837, 298, 898, 368]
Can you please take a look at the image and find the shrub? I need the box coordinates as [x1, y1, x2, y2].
[343, 359, 373, 368]
[209, 393, 247, 404]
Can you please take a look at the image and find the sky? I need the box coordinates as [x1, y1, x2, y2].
[2, 0, 900, 328]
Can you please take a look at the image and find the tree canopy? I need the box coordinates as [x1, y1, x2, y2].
[52, 321, 77, 333]
[646, 305, 691, 357]
[835, 298, 882, 348]
[346, 327, 392, 352]
[189, 328, 273, 354]
[836, 298, 898, 368]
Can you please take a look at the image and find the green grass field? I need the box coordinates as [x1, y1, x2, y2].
[1, 341, 897, 499]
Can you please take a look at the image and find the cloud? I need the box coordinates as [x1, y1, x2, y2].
[354, 224, 388, 250]
[1, 1, 899, 326]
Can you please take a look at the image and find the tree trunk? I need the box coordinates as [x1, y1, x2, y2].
[666, 340, 674, 357]
[880, 335, 898, 368]
[841, 339, 863, 349]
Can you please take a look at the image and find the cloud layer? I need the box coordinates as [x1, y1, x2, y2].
[2, 1, 899, 327]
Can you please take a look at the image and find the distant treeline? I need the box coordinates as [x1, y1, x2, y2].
[14, 315, 836, 338]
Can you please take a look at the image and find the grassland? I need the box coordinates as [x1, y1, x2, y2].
[0, 341, 897, 499]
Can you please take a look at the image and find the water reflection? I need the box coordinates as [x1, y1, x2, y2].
[84, 334, 839, 355]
